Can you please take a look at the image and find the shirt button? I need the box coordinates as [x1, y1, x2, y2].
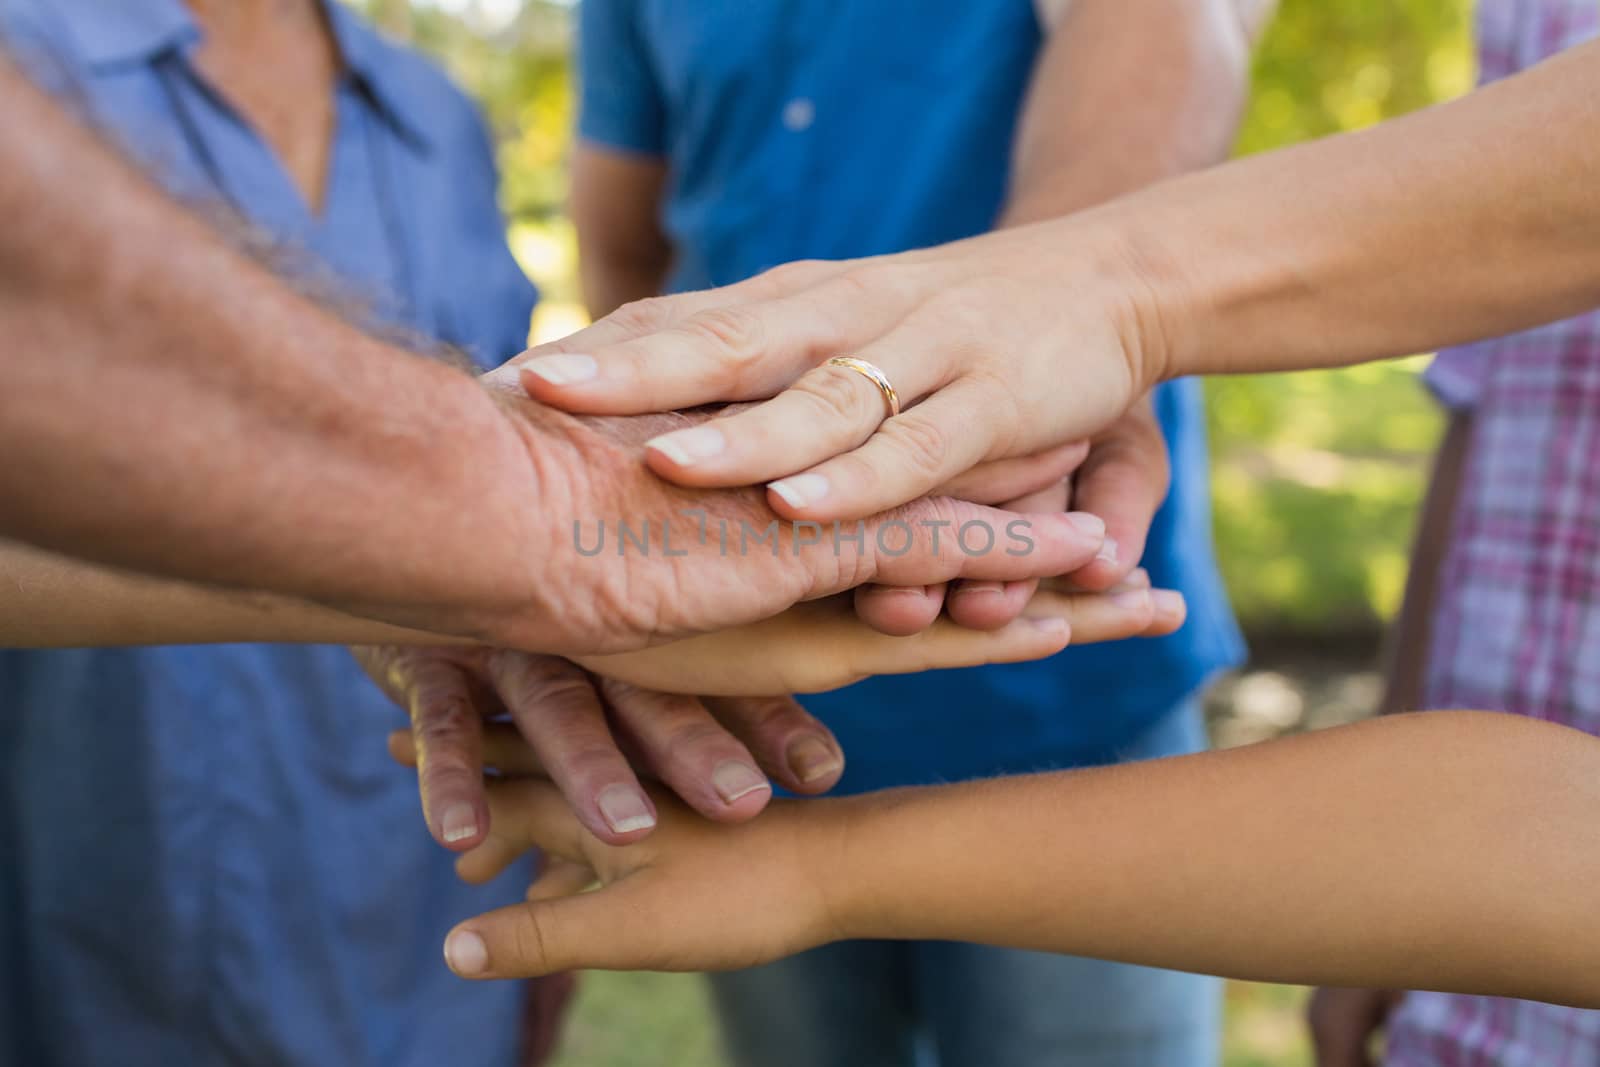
[782, 97, 816, 132]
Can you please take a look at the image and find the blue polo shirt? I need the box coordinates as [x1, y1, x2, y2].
[579, 0, 1247, 791]
[0, 3, 536, 1066]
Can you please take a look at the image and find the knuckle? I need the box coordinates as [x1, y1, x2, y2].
[414, 698, 478, 744]
[759, 258, 831, 291]
[879, 414, 950, 480]
[495, 653, 595, 714]
[599, 676, 670, 714]
[830, 262, 913, 305]
[410, 681, 469, 721]
[823, 451, 884, 502]
[684, 306, 763, 363]
[512, 903, 553, 972]
[420, 758, 477, 793]
[660, 720, 735, 766]
[610, 295, 676, 334]
[533, 677, 604, 719]
[909, 493, 968, 535]
[740, 696, 812, 734]
[757, 700, 836, 747]
[557, 743, 631, 783]
[800, 365, 873, 426]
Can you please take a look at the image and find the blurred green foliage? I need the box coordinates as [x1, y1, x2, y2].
[1240, 0, 1475, 152]
[1212, 0, 1472, 636]
[358, 0, 1475, 640]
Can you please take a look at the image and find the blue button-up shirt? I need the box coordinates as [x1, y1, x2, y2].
[0, 3, 537, 1065]
[579, 0, 1247, 791]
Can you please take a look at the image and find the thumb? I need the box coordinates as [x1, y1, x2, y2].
[443, 882, 665, 979]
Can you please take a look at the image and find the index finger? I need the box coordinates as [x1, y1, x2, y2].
[518, 264, 899, 416]
[402, 655, 496, 852]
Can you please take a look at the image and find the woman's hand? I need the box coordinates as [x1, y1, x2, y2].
[515, 219, 1162, 523]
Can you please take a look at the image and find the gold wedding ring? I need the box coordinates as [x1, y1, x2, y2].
[825, 356, 901, 420]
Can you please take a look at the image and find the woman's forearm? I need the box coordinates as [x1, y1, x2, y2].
[840, 712, 1600, 1007]
[0, 539, 462, 647]
[1108, 37, 1600, 381]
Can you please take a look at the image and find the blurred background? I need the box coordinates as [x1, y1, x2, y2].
[353, 1, 1475, 1062]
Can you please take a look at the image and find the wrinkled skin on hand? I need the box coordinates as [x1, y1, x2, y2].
[483, 375, 1107, 655]
[358, 642, 842, 849]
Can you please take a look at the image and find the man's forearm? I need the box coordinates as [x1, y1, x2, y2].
[1097, 36, 1600, 383]
[840, 711, 1600, 1007]
[0, 55, 543, 637]
[999, 0, 1257, 227]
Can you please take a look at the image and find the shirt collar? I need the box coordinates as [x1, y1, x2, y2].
[56, 0, 198, 70]
[57, 0, 434, 154]
[322, 0, 436, 154]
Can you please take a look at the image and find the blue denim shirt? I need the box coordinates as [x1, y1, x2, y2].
[578, 0, 1247, 791]
[0, 3, 537, 1065]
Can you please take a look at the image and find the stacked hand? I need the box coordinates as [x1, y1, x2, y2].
[361, 573, 1182, 850]
[506, 233, 1176, 637]
[514, 221, 1163, 530]
[370, 296, 1188, 848]
[362, 368, 1187, 862]
[408, 759, 843, 979]
[476, 369, 1125, 653]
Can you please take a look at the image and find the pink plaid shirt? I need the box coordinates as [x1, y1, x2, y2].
[1383, 3, 1600, 1064]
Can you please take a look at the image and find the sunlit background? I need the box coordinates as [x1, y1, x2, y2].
[352, 2, 1476, 1063]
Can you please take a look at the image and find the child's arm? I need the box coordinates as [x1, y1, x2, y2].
[1, 536, 1179, 695]
[0, 538, 446, 646]
[571, 575, 1181, 695]
[443, 711, 1600, 1010]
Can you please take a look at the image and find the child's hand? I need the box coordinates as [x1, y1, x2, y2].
[441, 777, 847, 979]
[573, 573, 1183, 696]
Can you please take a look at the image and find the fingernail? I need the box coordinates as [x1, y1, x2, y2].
[597, 784, 656, 834]
[522, 353, 598, 386]
[1110, 588, 1153, 610]
[1096, 538, 1120, 565]
[440, 803, 478, 844]
[445, 929, 488, 977]
[952, 581, 1004, 599]
[1066, 512, 1107, 539]
[1027, 616, 1070, 637]
[787, 736, 843, 784]
[712, 761, 771, 804]
[769, 473, 830, 509]
[1153, 589, 1187, 618]
[647, 426, 725, 467]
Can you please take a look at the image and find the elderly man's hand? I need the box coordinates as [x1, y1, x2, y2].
[476, 370, 1112, 654]
[359, 645, 845, 848]
[361, 577, 1182, 848]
